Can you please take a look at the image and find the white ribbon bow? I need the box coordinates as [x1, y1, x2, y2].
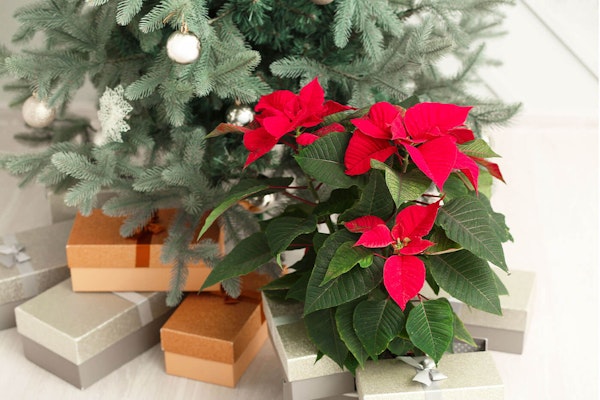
[397, 356, 448, 386]
[0, 243, 31, 268]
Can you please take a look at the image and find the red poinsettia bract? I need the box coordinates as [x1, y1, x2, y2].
[345, 202, 440, 310]
[344, 102, 400, 175]
[393, 102, 480, 191]
[243, 78, 353, 167]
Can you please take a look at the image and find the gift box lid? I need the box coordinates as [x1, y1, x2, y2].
[356, 352, 503, 400]
[66, 208, 222, 268]
[261, 293, 304, 326]
[0, 220, 72, 304]
[421, 269, 535, 332]
[15, 279, 171, 365]
[160, 292, 263, 364]
[261, 293, 348, 381]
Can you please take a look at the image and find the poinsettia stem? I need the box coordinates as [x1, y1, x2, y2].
[281, 191, 317, 206]
[417, 293, 429, 301]
[455, 172, 475, 190]
[402, 153, 409, 173]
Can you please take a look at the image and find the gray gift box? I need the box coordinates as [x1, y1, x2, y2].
[15, 279, 173, 389]
[356, 351, 503, 400]
[262, 294, 356, 400]
[0, 220, 73, 330]
[422, 269, 535, 354]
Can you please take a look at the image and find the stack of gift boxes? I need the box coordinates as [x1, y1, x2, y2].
[1, 207, 269, 389]
[261, 268, 536, 400]
[0, 202, 536, 397]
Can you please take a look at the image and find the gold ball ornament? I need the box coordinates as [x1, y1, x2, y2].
[225, 104, 255, 126]
[166, 31, 201, 64]
[22, 96, 56, 128]
[312, 0, 334, 4]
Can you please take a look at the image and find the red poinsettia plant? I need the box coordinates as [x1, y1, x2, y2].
[199, 78, 511, 371]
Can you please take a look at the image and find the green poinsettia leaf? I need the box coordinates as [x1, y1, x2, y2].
[295, 131, 364, 189]
[425, 267, 440, 295]
[441, 174, 469, 201]
[265, 215, 318, 257]
[321, 241, 373, 285]
[452, 311, 477, 347]
[261, 272, 302, 291]
[198, 184, 267, 239]
[436, 194, 508, 270]
[399, 95, 421, 109]
[286, 272, 311, 302]
[426, 251, 502, 315]
[492, 269, 509, 296]
[305, 231, 384, 314]
[335, 300, 369, 368]
[406, 299, 454, 364]
[338, 170, 395, 223]
[343, 353, 360, 375]
[323, 107, 367, 125]
[425, 225, 462, 255]
[475, 193, 513, 242]
[478, 170, 493, 199]
[388, 337, 416, 357]
[305, 308, 348, 368]
[458, 139, 501, 159]
[200, 232, 272, 290]
[314, 187, 360, 217]
[353, 299, 405, 359]
[197, 177, 293, 239]
[370, 161, 432, 207]
[370, 159, 402, 208]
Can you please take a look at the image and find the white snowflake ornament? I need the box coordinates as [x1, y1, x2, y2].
[96, 85, 133, 145]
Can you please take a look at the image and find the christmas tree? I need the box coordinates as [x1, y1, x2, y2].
[0, 0, 518, 306]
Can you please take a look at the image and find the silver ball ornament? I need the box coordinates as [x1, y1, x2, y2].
[226, 104, 255, 126]
[245, 193, 277, 214]
[22, 96, 56, 128]
[312, 0, 334, 4]
[166, 31, 201, 64]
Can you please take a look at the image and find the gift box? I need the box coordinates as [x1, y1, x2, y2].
[262, 294, 356, 400]
[66, 208, 223, 292]
[160, 291, 267, 387]
[355, 351, 504, 400]
[15, 279, 173, 389]
[422, 269, 535, 354]
[0, 220, 72, 330]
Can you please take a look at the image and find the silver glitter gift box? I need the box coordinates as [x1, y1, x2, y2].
[422, 269, 536, 354]
[15, 279, 173, 389]
[262, 294, 356, 400]
[356, 351, 504, 400]
[0, 220, 73, 330]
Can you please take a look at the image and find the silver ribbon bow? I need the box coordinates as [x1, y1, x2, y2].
[397, 356, 448, 386]
[0, 243, 31, 268]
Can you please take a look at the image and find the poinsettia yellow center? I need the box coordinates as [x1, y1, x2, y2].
[393, 237, 411, 252]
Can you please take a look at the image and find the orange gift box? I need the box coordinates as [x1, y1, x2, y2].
[66, 209, 223, 292]
[160, 292, 267, 387]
